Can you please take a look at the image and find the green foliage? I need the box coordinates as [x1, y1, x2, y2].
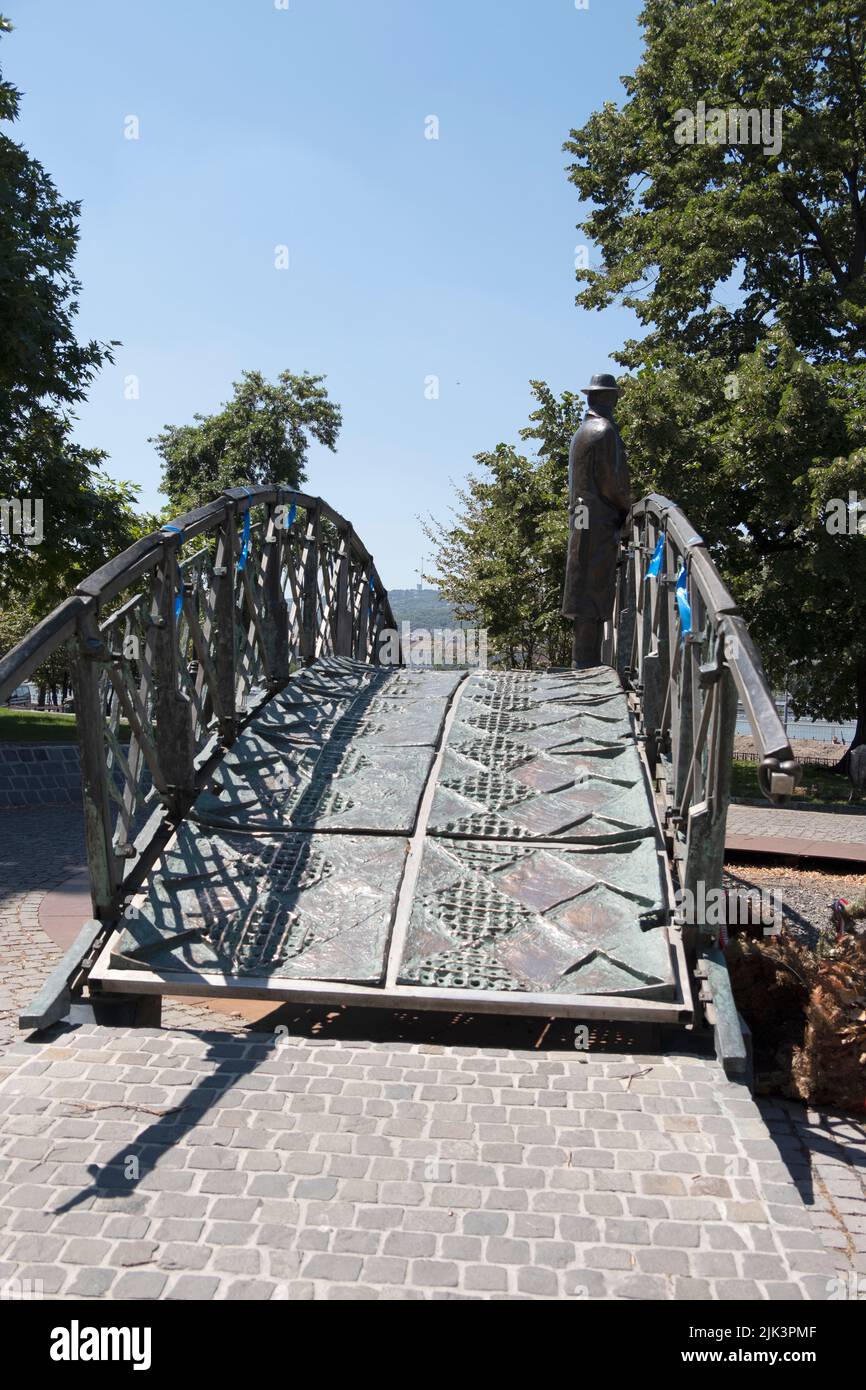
[0, 16, 132, 608]
[565, 0, 866, 368]
[153, 369, 342, 514]
[618, 330, 866, 729]
[565, 0, 866, 743]
[0, 590, 72, 697]
[423, 383, 582, 668]
[0, 16, 114, 452]
[0, 418, 145, 608]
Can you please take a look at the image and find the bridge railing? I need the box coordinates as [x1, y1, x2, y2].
[0, 486, 397, 922]
[603, 493, 800, 921]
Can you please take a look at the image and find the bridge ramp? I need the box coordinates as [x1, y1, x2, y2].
[91, 659, 689, 1023]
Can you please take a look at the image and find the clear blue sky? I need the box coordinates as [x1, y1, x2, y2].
[8, 0, 645, 587]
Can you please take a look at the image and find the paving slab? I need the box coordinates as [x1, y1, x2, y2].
[2, 804, 865, 1301]
[727, 804, 866, 862]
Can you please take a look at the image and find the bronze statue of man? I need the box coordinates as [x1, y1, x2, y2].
[561, 372, 632, 667]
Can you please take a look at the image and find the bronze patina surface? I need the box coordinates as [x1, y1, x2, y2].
[191, 661, 463, 834]
[106, 658, 673, 1002]
[562, 373, 632, 667]
[111, 826, 407, 984]
[428, 670, 654, 842]
[397, 835, 673, 998]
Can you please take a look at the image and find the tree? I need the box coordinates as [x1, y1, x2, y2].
[565, 0, 866, 369]
[0, 15, 113, 454]
[153, 370, 343, 514]
[0, 593, 74, 705]
[617, 331, 866, 750]
[423, 383, 582, 668]
[0, 409, 147, 610]
[1, 14, 125, 605]
[564, 0, 866, 750]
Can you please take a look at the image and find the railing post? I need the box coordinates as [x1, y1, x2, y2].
[301, 503, 320, 665]
[682, 666, 738, 950]
[642, 526, 670, 774]
[261, 499, 290, 689]
[212, 504, 238, 740]
[151, 539, 196, 810]
[335, 526, 353, 658]
[673, 635, 696, 809]
[72, 610, 123, 919]
[614, 540, 636, 683]
[355, 560, 371, 661]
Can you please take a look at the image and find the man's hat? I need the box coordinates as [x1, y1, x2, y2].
[581, 372, 620, 395]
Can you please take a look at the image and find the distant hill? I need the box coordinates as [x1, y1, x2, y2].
[387, 587, 468, 629]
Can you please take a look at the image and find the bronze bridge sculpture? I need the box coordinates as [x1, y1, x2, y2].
[0, 470, 800, 1080]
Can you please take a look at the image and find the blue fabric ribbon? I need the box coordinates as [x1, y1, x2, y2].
[369, 575, 376, 596]
[162, 525, 185, 620]
[646, 532, 665, 580]
[238, 490, 252, 572]
[285, 501, 297, 530]
[675, 563, 692, 639]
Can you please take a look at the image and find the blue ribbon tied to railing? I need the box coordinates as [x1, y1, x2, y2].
[646, 532, 665, 580]
[237, 490, 252, 572]
[162, 524, 185, 620]
[675, 562, 692, 639]
[285, 501, 297, 531]
[369, 574, 376, 597]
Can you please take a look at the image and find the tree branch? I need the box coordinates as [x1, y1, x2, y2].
[780, 181, 847, 287]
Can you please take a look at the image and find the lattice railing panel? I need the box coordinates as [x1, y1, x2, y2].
[0, 486, 399, 921]
[607, 494, 800, 920]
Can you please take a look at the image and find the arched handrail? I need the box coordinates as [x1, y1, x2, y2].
[0, 486, 398, 923]
[604, 493, 801, 925]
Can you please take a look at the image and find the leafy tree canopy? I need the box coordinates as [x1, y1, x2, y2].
[0, 15, 130, 610]
[565, 0, 866, 368]
[0, 16, 113, 453]
[618, 330, 866, 739]
[153, 369, 343, 515]
[423, 383, 582, 669]
[565, 0, 866, 749]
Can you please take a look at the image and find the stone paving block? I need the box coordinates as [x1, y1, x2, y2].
[168, 1275, 221, 1300]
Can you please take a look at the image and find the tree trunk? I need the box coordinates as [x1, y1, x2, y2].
[834, 660, 866, 775]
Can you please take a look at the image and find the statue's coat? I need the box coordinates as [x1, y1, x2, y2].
[562, 409, 631, 623]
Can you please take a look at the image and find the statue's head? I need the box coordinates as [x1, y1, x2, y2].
[581, 372, 620, 414]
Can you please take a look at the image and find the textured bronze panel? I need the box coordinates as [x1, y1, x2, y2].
[103, 660, 675, 1006]
[191, 663, 462, 835]
[111, 825, 406, 983]
[398, 835, 673, 998]
[428, 671, 654, 842]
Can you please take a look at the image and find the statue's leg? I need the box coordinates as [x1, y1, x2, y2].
[572, 620, 602, 668]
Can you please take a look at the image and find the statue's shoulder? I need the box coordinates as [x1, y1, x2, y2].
[571, 414, 615, 451]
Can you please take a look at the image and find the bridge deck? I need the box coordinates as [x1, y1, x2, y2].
[90, 658, 690, 1024]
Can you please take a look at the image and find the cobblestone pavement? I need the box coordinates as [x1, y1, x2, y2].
[0, 808, 85, 1074]
[0, 805, 864, 1300]
[0, 808, 235, 1076]
[727, 803, 866, 846]
[0, 1024, 856, 1301]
